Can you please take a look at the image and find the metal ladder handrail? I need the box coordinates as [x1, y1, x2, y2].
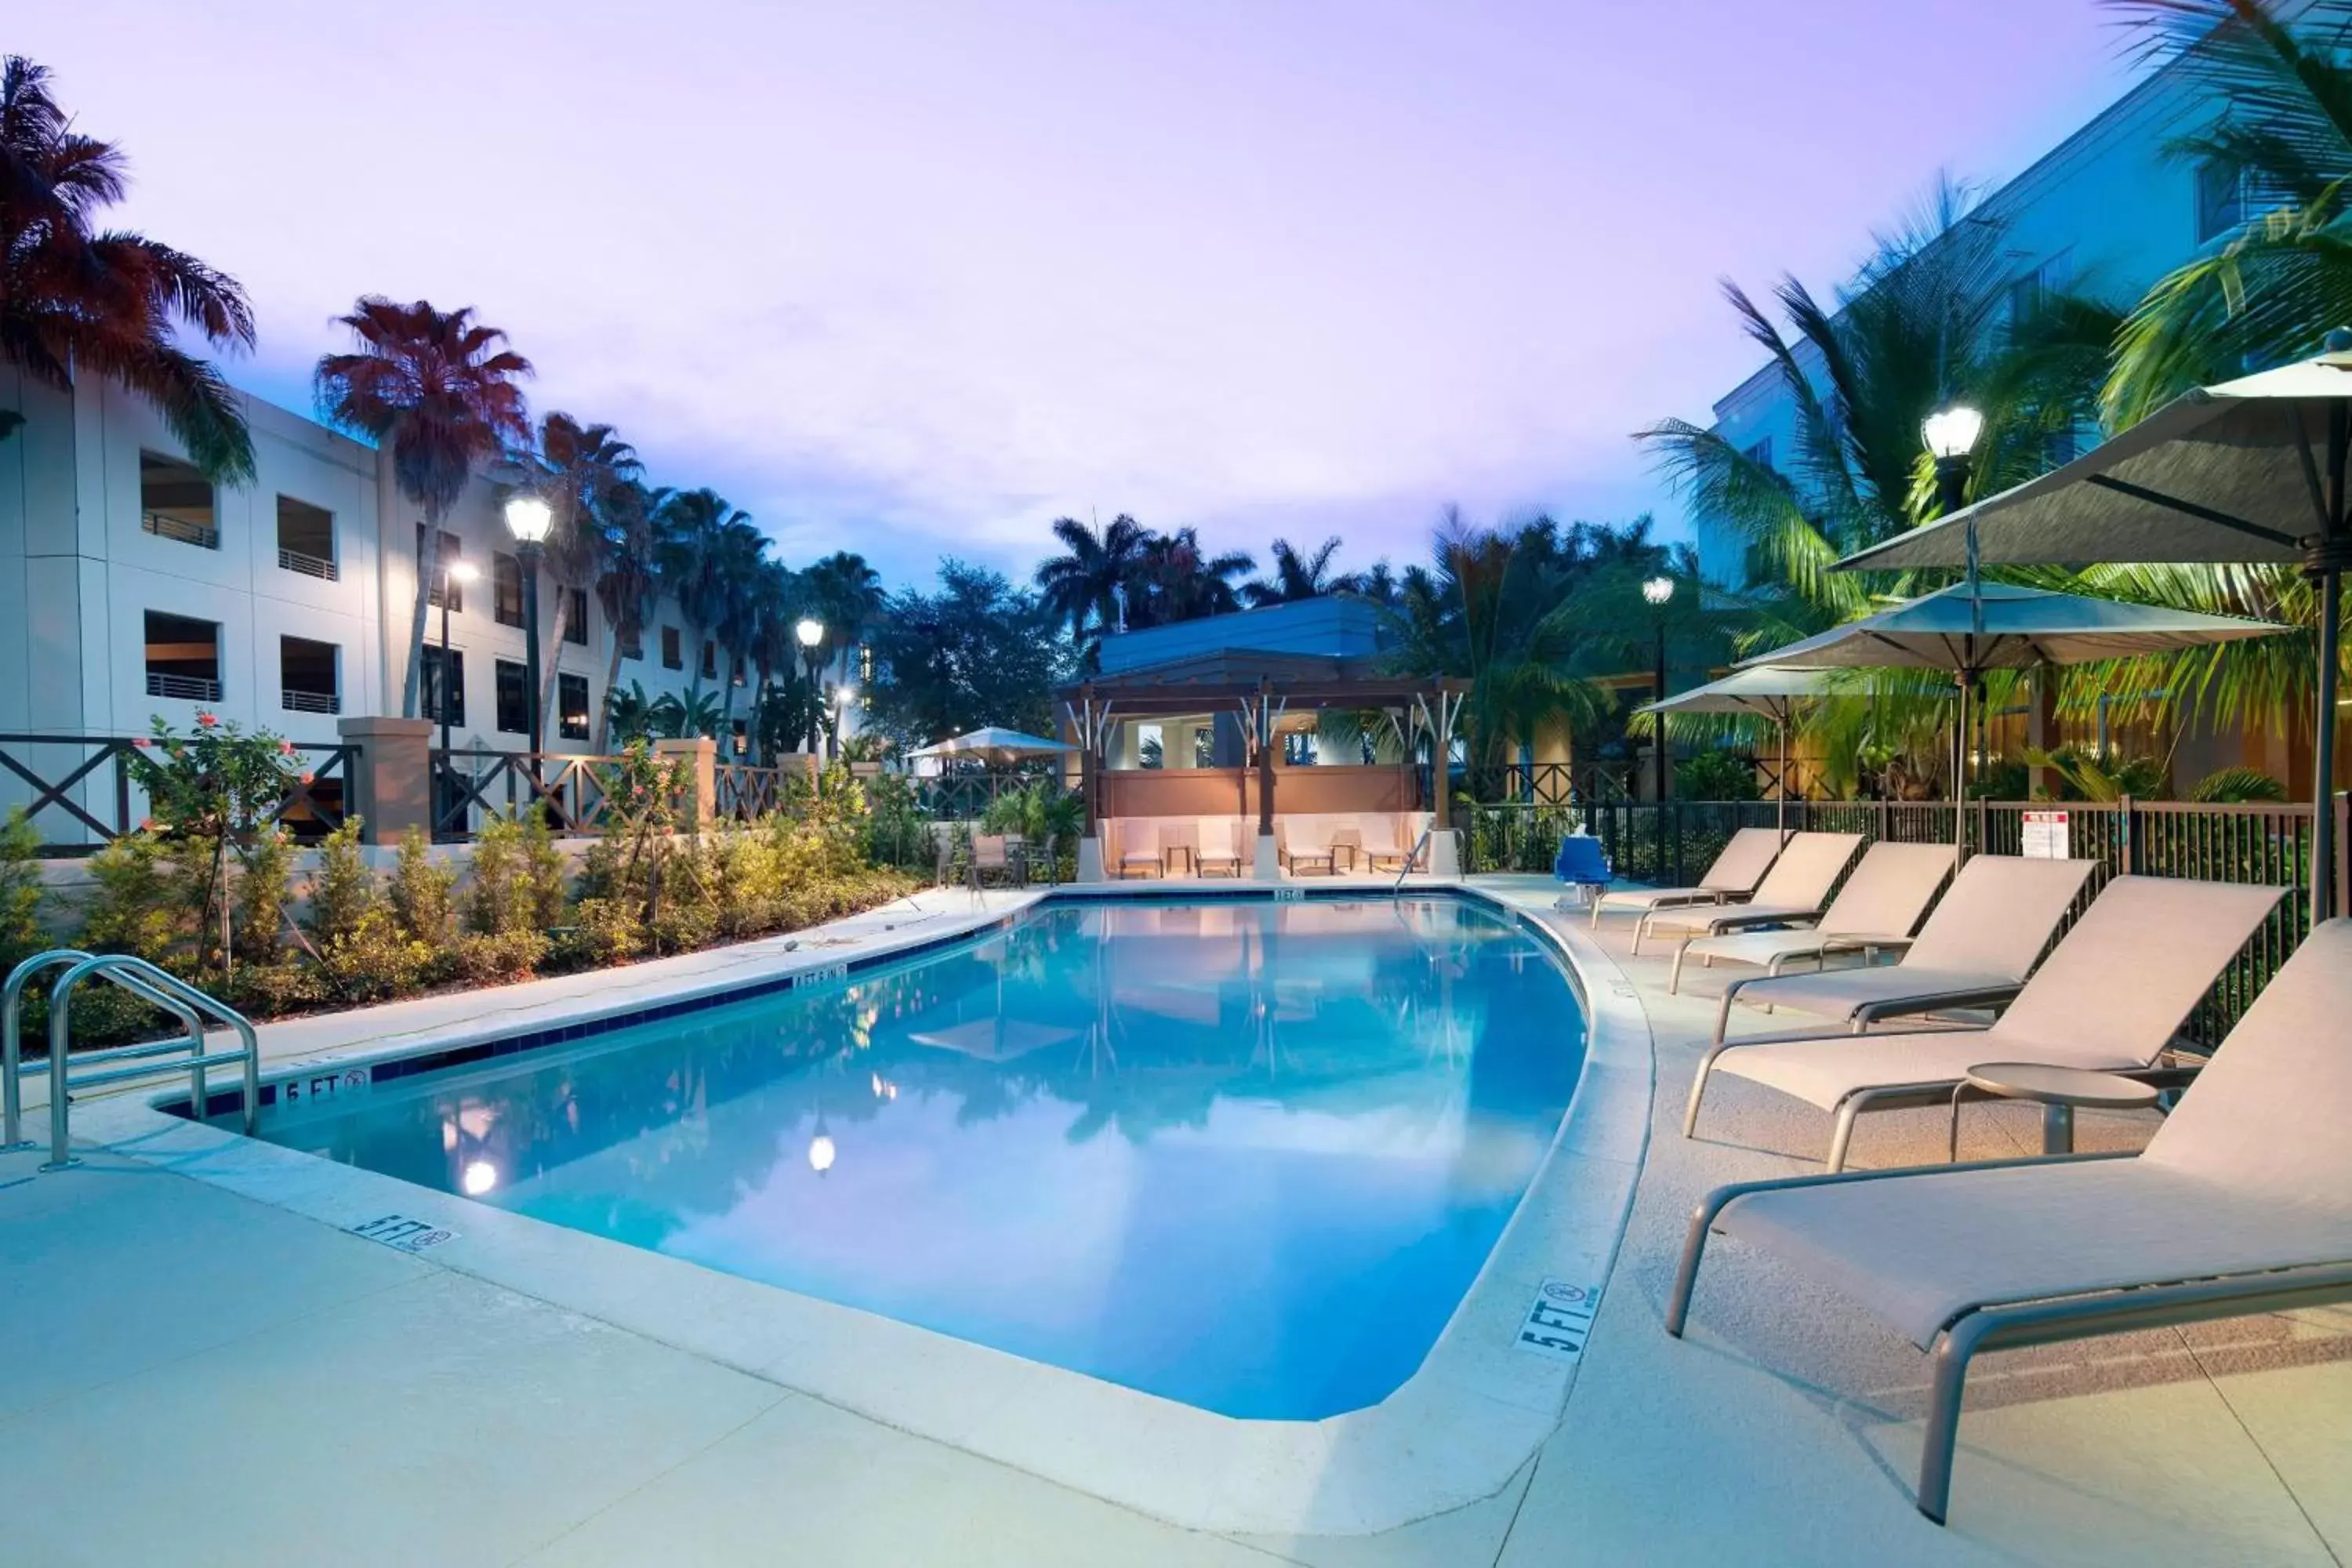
[1393, 825, 1436, 893]
[6, 952, 260, 1171]
[6, 949, 208, 1152]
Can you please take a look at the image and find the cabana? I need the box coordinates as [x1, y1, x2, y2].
[1058, 650, 1468, 882]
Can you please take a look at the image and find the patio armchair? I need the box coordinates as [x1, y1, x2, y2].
[1633, 830, 1863, 957]
[1682, 875, 2285, 1171]
[1588, 826, 1783, 931]
[1195, 818, 1244, 877]
[1666, 916, 2352, 1526]
[1697, 855, 2099, 1062]
[1664, 839, 1950, 993]
[967, 833, 1022, 891]
[1117, 822, 1162, 879]
[1357, 817, 1414, 873]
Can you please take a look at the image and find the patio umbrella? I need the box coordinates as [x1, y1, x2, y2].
[1635, 666, 1866, 831]
[906, 727, 1077, 768]
[1833, 342, 2352, 920]
[1737, 581, 2286, 866]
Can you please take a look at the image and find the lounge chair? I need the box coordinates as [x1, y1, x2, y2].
[1277, 821, 1334, 877]
[1682, 875, 2283, 1169]
[1196, 818, 1243, 877]
[1666, 916, 2352, 1525]
[1588, 826, 1782, 931]
[1117, 822, 1161, 879]
[1667, 840, 1955, 993]
[1635, 829, 1864, 961]
[1359, 818, 1414, 874]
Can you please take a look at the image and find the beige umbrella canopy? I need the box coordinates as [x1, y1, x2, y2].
[906, 727, 1076, 769]
[1835, 342, 2352, 920]
[1737, 581, 2287, 864]
[1636, 666, 1873, 830]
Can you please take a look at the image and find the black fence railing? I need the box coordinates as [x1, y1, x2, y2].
[1461, 794, 2339, 1044]
[0, 733, 355, 851]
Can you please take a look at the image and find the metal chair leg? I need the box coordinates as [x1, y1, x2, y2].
[1918, 1313, 1992, 1525]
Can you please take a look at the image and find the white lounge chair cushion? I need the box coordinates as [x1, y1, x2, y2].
[1721, 919, 2352, 1347]
[1720, 1160, 2352, 1348]
[1595, 827, 1784, 911]
[1714, 1026, 2135, 1110]
[1677, 927, 1918, 971]
[1724, 963, 2020, 1021]
[1646, 902, 1826, 942]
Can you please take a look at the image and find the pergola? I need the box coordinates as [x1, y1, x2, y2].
[1058, 649, 1468, 842]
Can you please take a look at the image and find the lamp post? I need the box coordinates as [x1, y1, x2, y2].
[503, 495, 553, 749]
[1922, 406, 1985, 836]
[1642, 573, 1675, 879]
[796, 617, 826, 754]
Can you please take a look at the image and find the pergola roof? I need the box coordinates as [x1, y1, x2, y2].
[1060, 648, 1464, 717]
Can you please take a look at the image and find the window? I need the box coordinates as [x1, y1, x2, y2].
[495, 659, 530, 736]
[421, 645, 465, 726]
[661, 626, 683, 670]
[619, 626, 643, 662]
[144, 610, 222, 701]
[420, 527, 466, 611]
[564, 586, 588, 645]
[140, 453, 218, 550]
[856, 642, 874, 684]
[557, 673, 590, 742]
[700, 640, 717, 681]
[730, 718, 749, 757]
[1741, 437, 1773, 471]
[275, 497, 337, 579]
[280, 636, 340, 714]
[494, 552, 525, 629]
[2196, 161, 2245, 244]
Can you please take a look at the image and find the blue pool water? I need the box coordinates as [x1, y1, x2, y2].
[262, 896, 1587, 1419]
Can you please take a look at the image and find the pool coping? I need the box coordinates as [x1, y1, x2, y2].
[65, 878, 1653, 1537]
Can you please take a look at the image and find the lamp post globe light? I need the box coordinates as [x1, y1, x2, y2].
[504, 495, 554, 749]
[795, 617, 827, 754]
[1922, 405, 1984, 517]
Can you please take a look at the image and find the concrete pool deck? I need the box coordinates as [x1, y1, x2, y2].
[4, 874, 2346, 1564]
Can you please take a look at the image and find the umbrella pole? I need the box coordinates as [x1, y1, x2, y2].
[1777, 717, 1788, 834]
[1953, 672, 1970, 869]
[2316, 562, 2343, 924]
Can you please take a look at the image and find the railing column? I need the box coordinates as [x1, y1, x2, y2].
[655, 736, 719, 825]
[2118, 795, 2136, 877]
[336, 717, 434, 845]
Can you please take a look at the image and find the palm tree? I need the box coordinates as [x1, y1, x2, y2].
[1126, 528, 1255, 628]
[2103, 1, 2352, 423]
[593, 481, 665, 751]
[530, 413, 641, 747]
[1243, 536, 1356, 606]
[804, 551, 885, 656]
[1640, 183, 2118, 622]
[1035, 514, 1150, 659]
[315, 299, 532, 717]
[655, 488, 757, 707]
[0, 56, 256, 479]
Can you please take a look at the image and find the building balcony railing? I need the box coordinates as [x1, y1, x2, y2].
[146, 672, 223, 702]
[281, 688, 342, 715]
[141, 512, 220, 550]
[278, 546, 339, 581]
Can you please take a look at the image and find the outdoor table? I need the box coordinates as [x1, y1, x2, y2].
[1330, 827, 1363, 873]
[1163, 844, 1196, 877]
[1949, 1061, 2161, 1160]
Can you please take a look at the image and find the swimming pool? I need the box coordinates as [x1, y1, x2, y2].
[257, 895, 1588, 1420]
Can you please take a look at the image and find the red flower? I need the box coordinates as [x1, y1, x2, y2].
[130, 737, 151, 748]
[278, 739, 296, 756]
[195, 712, 219, 728]
[140, 816, 158, 832]
[299, 771, 316, 786]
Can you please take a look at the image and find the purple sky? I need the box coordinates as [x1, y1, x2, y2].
[25, 2, 2140, 585]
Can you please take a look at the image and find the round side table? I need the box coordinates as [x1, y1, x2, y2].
[1951, 1062, 2160, 1160]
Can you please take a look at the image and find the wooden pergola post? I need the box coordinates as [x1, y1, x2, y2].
[1254, 678, 1275, 837]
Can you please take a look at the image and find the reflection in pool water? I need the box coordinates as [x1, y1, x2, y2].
[263, 896, 1587, 1418]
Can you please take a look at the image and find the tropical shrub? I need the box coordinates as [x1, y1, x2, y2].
[0, 808, 45, 973]
[1675, 749, 1761, 802]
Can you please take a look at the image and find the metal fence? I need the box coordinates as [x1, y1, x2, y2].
[1461, 793, 2342, 1044]
[1, 732, 357, 851]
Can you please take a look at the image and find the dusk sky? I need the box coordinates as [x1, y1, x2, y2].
[27, 2, 2141, 586]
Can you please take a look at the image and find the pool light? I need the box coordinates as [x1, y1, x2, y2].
[462, 1160, 499, 1196]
